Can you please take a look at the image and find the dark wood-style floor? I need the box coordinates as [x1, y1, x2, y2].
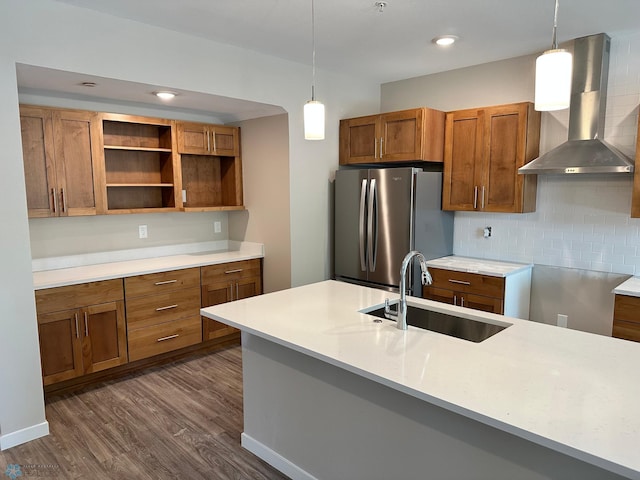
[0, 346, 289, 479]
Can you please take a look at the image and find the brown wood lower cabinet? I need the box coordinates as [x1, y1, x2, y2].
[201, 259, 262, 340]
[423, 268, 506, 315]
[35, 259, 263, 387]
[423, 286, 503, 314]
[125, 267, 202, 361]
[613, 294, 640, 342]
[35, 279, 127, 386]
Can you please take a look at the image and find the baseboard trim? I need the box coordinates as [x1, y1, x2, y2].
[0, 421, 49, 451]
[241, 432, 318, 480]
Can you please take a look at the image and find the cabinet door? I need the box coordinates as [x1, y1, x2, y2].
[201, 280, 236, 340]
[460, 293, 503, 314]
[443, 109, 484, 211]
[422, 286, 456, 305]
[52, 109, 101, 216]
[211, 125, 239, 156]
[380, 109, 423, 162]
[482, 104, 530, 213]
[176, 122, 210, 155]
[20, 106, 58, 218]
[236, 275, 262, 301]
[82, 301, 128, 374]
[38, 309, 83, 386]
[339, 115, 380, 165]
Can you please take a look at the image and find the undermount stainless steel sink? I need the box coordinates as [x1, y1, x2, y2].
[363, 303, 510, 343]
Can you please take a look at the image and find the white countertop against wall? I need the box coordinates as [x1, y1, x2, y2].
[32, 241, 264, 290]
[426, 255, 533, 277]
[612, 276, 640, 297]
[202, 280, 640, 479]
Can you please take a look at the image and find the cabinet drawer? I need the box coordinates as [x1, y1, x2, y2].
[201, 259, 261, 284]
[124, 267, 200, 298]
[126, 287, 201, 329]
[128, 315, 202, 362]
[36, 279, 124, 314]
[613, 294, 640, 324]
[428, 268, 505, 299]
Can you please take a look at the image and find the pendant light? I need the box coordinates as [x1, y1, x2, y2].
[304, 0, 325, 140]
[534, 0, 572, 111]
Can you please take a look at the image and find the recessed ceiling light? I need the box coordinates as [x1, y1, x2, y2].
[154, 91, 177, 100]
[80, 82, 97, 87]
[433, 35, 459, 47]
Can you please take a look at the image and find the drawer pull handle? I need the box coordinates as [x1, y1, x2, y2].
[156, 304, 178, 311]
[155, 280, 178, 285]
[84, 311, 89, 336]
[225, 269, 243, 274]
[448, 279, 471, 285]
[74, 313, 79, 339]
[157, 334, 179, 342]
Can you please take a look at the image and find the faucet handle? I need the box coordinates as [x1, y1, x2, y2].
[384, 298, 398, 320]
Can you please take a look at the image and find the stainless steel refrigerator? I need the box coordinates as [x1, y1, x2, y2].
[334, 167, 453, 295]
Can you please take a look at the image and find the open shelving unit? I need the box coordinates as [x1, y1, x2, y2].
[101, 114, 179, 213]
[180, 154, 244, 211]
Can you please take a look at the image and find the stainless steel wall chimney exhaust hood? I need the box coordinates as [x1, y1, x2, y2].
[519, 33, 634, 175]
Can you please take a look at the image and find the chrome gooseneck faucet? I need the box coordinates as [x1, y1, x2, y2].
[385, 251, 432, 330]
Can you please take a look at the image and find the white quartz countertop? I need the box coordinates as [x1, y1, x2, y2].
[202, 280, 640, 479]
[426, 255, 533, 277]
[33, 241, 264, 290]
[613, 276, 640, 297]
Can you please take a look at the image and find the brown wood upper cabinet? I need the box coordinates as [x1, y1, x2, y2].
[176, 121, 240, 157]
[339, 107, 445, 165]
[20, 105, 103, 218]
[442, 102, 540, 213]
[35, 279, 127, 386]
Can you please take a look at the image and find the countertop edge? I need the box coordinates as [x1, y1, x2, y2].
[425, 256, 533, 278]
[33, 242, 264, 290]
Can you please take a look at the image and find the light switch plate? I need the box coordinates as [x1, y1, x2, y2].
[139, 225, 148, 239]
[214, 221, 222, 233]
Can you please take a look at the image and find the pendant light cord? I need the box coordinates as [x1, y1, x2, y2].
[551, 0, 559, 49]
[311, 0, 316, 101]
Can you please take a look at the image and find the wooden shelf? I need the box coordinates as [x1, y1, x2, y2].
[104, 145, 172, 153]
[182, 206, 245, 212]
[107, 183, 174, 188]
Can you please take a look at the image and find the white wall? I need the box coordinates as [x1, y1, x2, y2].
[0, 0, 379, 448]
[231, 114, 292, 293]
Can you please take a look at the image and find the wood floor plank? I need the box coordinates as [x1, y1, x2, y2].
[0, 346, 288, 479]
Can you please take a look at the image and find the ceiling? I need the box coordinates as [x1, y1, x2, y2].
[20, 0, 640, 120]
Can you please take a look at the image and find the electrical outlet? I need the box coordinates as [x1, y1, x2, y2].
[138, 225, 148, 239]
[214, 221, 222, 234]
[556, 314, 568, 328]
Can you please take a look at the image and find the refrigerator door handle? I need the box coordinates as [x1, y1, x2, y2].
[359, 179, 368, 271]
[368, 178, 377, 271]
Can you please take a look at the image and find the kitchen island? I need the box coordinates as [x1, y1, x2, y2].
[201, 280, 640, 480]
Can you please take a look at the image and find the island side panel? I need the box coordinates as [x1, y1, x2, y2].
[241, 332, 629, 480]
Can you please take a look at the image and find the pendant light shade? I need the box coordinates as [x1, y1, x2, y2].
[304, 0, 325, 140]
[304, 100, 325, 140]
[535, 48, 573, 111]
[534, 0, 572, 111]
